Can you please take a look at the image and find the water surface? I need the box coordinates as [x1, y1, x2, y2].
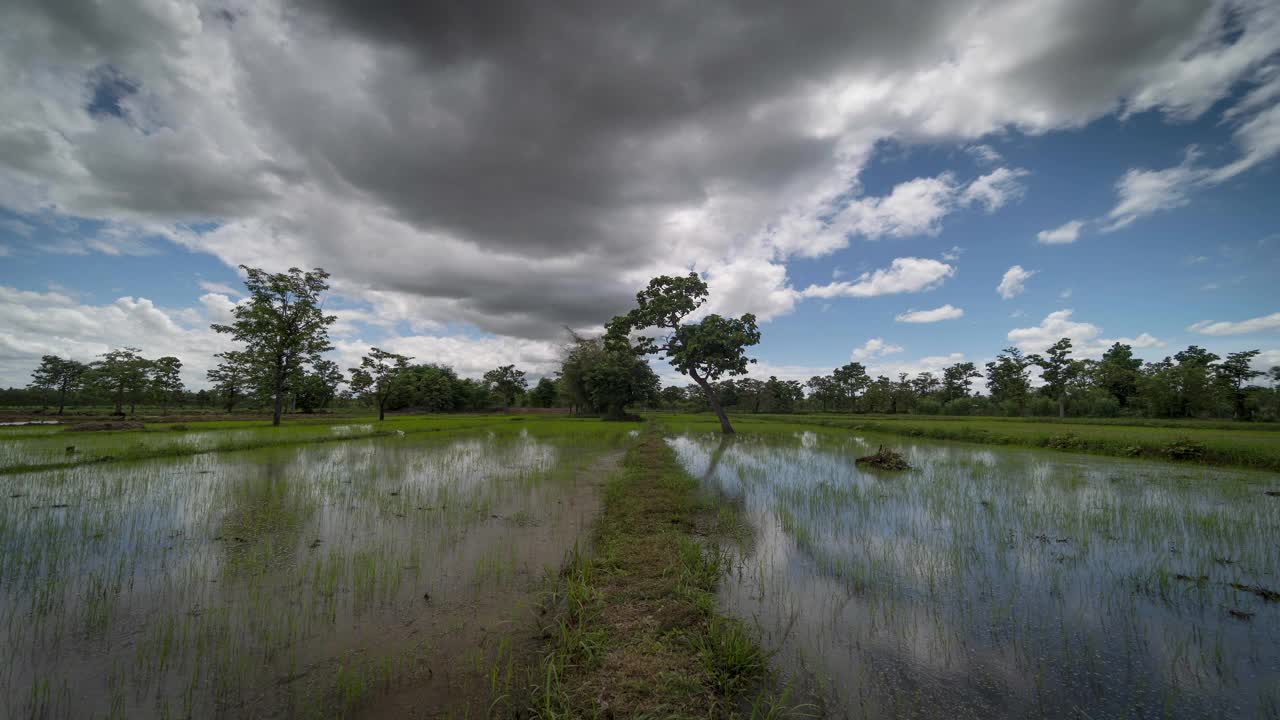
[2, 426, 626, 718]
[672, 429, 1280, 719]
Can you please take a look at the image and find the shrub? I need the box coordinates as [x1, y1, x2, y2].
[1164, 437, 1206, 461]
[1045, 432, 1086, 450]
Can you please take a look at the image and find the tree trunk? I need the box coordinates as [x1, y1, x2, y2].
[378, 398, 386, 421]
[692, 372, 733, 434]
[272, 363, 285, 427]
[1058, 395, 1065, 418]
[56, 388, 66, 416]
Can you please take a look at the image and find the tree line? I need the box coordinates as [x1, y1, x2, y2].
[13, 268, 1279, 426]
[15, 268, 556, 423]
[659, 341, 1280, 421]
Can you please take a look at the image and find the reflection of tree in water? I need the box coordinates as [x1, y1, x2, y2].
[702, 434, 736, 482]
[217, 452, 313, 575]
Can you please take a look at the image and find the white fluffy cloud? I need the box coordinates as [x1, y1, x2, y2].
[895, 304, 964, 323]
[850, 337, 904, 362]
[0, 285, 234, 386]
[1104, 102, 1280, 231]
[1037, 219, 1085, 245]
[1104, 149, 1205, 231]
[1008, 309, 1163, 357]
[960, 167, 1029, 212]
[803, 257, 954, 299]
[1187, 311, 1280, 336]
[996, 265, 1035, 300]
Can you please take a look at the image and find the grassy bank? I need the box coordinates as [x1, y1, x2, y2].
[715, 413, 1280, 472]
[533, 430, 785, 718]
[0, 415, 609, 474]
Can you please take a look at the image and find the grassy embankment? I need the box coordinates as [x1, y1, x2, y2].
[0, 415, 600, 474]
[711, 413, 1280, 472]
[532, 430, 789, 719]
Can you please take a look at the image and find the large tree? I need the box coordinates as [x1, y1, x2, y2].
[832, 362, 870, 412]
[295, 358, 344, 413]
[149, 356, 185, 415]
[89, 347, 151, 415]
[941, 362, 981, 405]
[584, 350, 660, 419]
[806, 375, 837, 412]
[1216, 350, 1263, 419]
[28, 355, 87, 415]
[349, 348, 413, 421]
[1096, 342, 1142, 407]
[985, 347, 1033, 414]
[606, 273, 759, 434]
[1030, 338, 1079, 418]
[212, 266, 336, 426]
[1171, 346, 1221, 417]
[484, 364, 528, 406]
[206, 350, 253, 413]
[558, 332, 656, 418]
[528, 377, 559, 408]
[395, 364, 465, 412]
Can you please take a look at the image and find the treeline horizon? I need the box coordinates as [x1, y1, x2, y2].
[7, 268, 1279, 423]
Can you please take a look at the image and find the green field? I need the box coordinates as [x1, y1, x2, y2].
[2, 413, 1277, 718]
[712, 412, 1280, 472]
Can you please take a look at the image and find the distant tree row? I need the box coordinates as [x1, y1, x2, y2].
[28, 348, 186, 416]
[13, 267, 1278, 424]
[655, 340, 1280, 421]
[14, 267, 552, 421]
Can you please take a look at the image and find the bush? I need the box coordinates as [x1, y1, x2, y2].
[1045, 432, 1087, 450]
[1163, 437, 1206, 461]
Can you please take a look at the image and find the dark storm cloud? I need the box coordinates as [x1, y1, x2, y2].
[271, 0, 974, 254]
[4, 0, 1274, 341]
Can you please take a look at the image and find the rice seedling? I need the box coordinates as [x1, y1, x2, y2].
[667, 420, 1280, 718]
[0, 419, 632, 718]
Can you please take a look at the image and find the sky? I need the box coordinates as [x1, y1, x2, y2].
[1, 0, 1278, 390]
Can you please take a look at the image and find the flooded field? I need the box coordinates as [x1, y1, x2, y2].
[0, 417, 504, 472]
[671, 428, 1280, 719]
[1, 424, 628, 718]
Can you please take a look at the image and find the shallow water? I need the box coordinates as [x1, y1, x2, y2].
[1, 426, 625, 718]
[671, 429, 1280, 719]
[0, 419, 464, 470]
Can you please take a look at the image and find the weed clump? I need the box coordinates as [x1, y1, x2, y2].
[1045, 432, 1087, 450]
[1163, 437, 1206, 461]
[856, 445, 911, 471]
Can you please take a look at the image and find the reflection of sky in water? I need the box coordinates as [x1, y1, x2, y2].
[671, 430, 1280, 719]
[0, 429, 615, 718]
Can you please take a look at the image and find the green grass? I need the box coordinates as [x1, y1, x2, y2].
[0, 414, 622, 474]
[532, 429, 790, 719]
[651, 412, 1280, 472]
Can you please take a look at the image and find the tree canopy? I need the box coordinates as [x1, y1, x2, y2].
[606, 272, 759, 433]
[211, 266, 336, 426]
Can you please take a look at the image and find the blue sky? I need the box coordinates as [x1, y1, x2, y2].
[1, 0, 1278, 387]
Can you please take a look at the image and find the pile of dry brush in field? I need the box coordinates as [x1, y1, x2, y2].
[856, 445, 912, 471]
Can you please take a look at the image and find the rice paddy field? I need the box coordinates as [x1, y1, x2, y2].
[1, 417, 633, 718]
[666, 416, 1280, 719]
[2, 413, 1277, 718]
[736, 413, 1280, 472]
